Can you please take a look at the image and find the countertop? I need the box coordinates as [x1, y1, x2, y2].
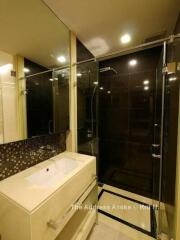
[0, 151, 95, 212]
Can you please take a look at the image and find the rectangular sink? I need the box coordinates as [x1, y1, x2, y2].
[26, 158, 83, 187]
[0, 152, 96, 212]
[0, 152, 96, 240]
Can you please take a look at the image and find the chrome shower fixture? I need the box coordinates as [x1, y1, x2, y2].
[99, 66, 117, 74]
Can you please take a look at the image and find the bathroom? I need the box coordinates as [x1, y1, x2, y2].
[0, 0, 180, 239]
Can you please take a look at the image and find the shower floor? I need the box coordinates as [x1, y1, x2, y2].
[89, 184, 157, 240]
[99, 164, 153, 199]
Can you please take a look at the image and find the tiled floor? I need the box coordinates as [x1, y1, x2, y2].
[88, 215, 132, 240]
[98, 190, 151, 232]
[88, 184, 157, 240]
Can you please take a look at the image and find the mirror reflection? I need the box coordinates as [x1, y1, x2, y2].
[0, 0, 70, 144]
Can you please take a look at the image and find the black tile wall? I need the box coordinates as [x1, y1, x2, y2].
[98, 46, 162, 198]
[0, 133, 66, 181]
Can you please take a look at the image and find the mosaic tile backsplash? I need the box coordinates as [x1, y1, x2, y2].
[0, 133, 66, 181]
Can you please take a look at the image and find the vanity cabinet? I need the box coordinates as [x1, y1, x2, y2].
[0, 152, 97, 240]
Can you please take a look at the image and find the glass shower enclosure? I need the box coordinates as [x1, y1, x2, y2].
[76, 36, 180, 239]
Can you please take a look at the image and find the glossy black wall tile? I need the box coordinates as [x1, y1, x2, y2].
[0, 133, 66, 181]
[99, 47, 162, 198]
[76, 39, 98, 156]
[25, 59, 53, 137]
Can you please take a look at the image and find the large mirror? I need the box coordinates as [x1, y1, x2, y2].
[0, 0, 70, 144]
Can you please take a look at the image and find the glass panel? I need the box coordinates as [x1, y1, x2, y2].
[0, 0, 70, 144]
[53, 68, 70, 133]
[77, 61, 98, 156]
[26, 67, 69, 138]
[159, 38, 180, 239]
[152, 48, 164, 238]
[98, 47, 162, 199]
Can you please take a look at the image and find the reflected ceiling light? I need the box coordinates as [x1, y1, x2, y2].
[107, 90, 111, 94]
[169, 77, 177, 81]
[143, 80, 149, 85]
[24, 68, 30, 73]
[144, 86, 149, 91]
[99, 87, 104, 90]
[0, 64, 12, 74]
[129, 59, 137, 66]
[77, 73, 82, 77]
[120, 34, 131, 44]
[57, 55, 66, 63]
[93, 81, 98, 85]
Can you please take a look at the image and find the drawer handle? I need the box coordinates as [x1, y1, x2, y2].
[47, 219, 58, 230]
[47, 206, 73, 230]
[47, 180, 96, 231]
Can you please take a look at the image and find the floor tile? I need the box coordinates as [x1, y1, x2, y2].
[98, 190, 151, 232]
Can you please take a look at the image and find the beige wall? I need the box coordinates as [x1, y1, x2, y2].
[66, 32, 77, 152]
[0, 51, 19, 143]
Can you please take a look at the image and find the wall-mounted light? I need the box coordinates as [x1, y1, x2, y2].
[77, 73, 82, 77]
[99, 87, 104, 90]
[93, 81, 98, 85]
[144, 86, 149, 91]
[129, 59, 137, 66]
[0, 64, 12, 74]
[57, 55, 66, 63]
[107, 90, 111, 94]
[49, 78, 54, 82]
[120, 34, 131, 44]
[143, 80, 149, 85]
[169, 77, 177, 81]
[24, 68, 30, 73]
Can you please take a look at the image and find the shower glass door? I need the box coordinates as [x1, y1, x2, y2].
[77, 61, 99, 156]
[98, 47, 162, 199]
[157, 38, 180, 239]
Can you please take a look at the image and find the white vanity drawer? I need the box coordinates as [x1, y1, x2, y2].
[30, 160, 96, 240]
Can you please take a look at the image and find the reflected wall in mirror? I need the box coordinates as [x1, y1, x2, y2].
[0, 0, 70, 144]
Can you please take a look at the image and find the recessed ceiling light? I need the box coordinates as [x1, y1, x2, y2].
[77, 73, 82, 77]
[121, 34, 131, 44]
[169, 77, 177, 81]
[24, 68, 30, 73]
[57, 56, 66, 63]
[143, 80, 149, 85]
[129, 59, 137, 66]
[144, 86, 149, 91]
[99, 87, 104, 90]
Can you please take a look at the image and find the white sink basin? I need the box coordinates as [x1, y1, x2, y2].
[26, 158, 82, 187]
[0, 151, 96, 212]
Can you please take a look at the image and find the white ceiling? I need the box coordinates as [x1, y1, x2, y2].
[0, 0, 70, 68]
[44, 0, 180, 57]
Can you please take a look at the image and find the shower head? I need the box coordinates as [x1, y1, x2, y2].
[99, 66, 117, 74]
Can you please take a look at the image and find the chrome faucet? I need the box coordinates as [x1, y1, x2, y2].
[39, 145, 56, 153]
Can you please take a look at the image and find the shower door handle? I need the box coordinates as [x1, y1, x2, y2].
[152, 154, 161, 159]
